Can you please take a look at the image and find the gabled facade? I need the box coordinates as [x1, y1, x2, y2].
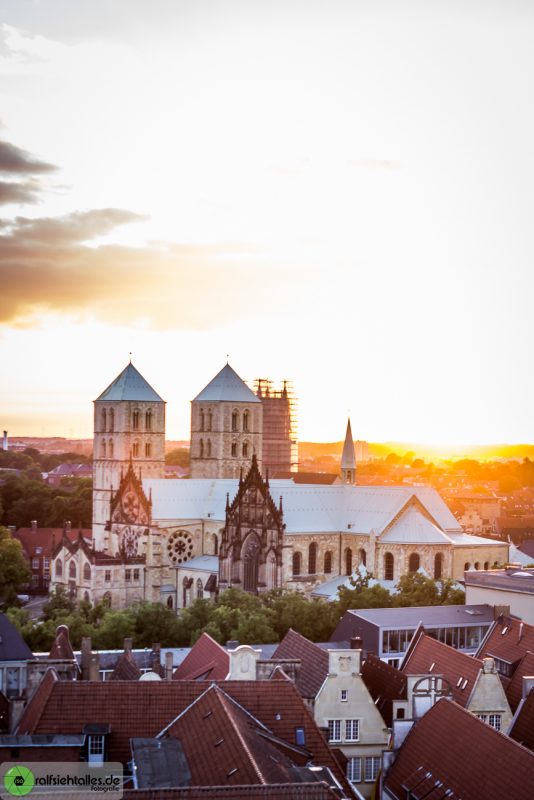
[219, 455, 286, 593]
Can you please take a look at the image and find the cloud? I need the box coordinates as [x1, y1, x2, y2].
[0, 208, 290, 330]
[0, 180, 40, 204]
[0, 140, 57, 175]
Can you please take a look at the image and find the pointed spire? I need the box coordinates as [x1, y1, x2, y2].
[226, 492, 230, 512]
[341, 418, 356, 485]
[279, 495, 283, 514]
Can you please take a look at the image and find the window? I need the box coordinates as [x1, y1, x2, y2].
[364, 757, 381, 782]
[200, 410, 205, 431]
[359, 548, 366, 567]
[105, 570, 111, 582]
[43, 558, 50, 574]
[69, 561, 76, 579]
[324, 551, 332, 574]
[488, 714, 502, 731]
[207, 439, 212, 457]
[109, 439, 114, 458]
[242, 441, 249, 458]
[133, 569, 140, 581]
[145, 442, 151, 457]
[347, 757, 362, 783]
[102, 440, 107, 458]
[434, 552, 443, 580]
[345, 719, 359, 741]
[200, 439, 204, 457]
[328, 720, 341, 742]
[167, 596, 173, 609]
[292, 551, 301, 576]
[145, 410, 152, 430]
[484, 561, 489, 570]
[55, 559, 63, 577]
[83, 563, 91, 581]
[32, 558, 39, 569]
[88, 735, 105, 766]
[132, 410, 140, 430]
[212, 534, 219, 556]
[132, 441, 139, 457]
[308, 542, 317, 575]
[408, 552, 420, 573]
[125, 570, 131, 582]
[102, 409, 107, 431]
[384, 552, 394, 581]
[196, 578, 203, 599]
[231, 441, 237, 457]
[295, 727, 306, 747]
[340, 689, 348, 702]
[232, 411, 238, 432]
[464, 562, 471, 571]
[109, 408, 114, 432]
[243, 411, 249, 432]
[31, 575, 39, 587]
[345, 548, 352, 576]
[474, 562, 480, 570]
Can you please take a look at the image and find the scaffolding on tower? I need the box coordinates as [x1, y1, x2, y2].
[254, 377, 298, 475]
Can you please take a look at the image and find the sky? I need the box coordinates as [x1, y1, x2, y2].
[0, 0, 533, 447]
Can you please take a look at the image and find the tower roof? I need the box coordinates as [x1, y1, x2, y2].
[193, 363, 261, 403]
[96, 363, 164, 402]
[341, 418, 356, 470]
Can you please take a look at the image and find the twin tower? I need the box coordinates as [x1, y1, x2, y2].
[92, 361, 297, 545]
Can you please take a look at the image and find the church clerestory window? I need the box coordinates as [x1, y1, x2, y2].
[384, 552, 394, 581]
[408, 552, 420, 573]
[359, 548, 366, 567]
[434, 552, 443, 579]
[196, 578, 204, 599]
[308, 542, 317, 575]
[292, 551, 301, 576]
[345, 548, 353, 576]
[324, 551, 332, 573]
[83, 563, 91, 581]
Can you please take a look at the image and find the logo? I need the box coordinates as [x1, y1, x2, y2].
[3, 767, 35, 797]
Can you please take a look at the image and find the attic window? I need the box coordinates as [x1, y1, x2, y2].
[429, 662, 435, 672]
[501, 627, 509, 635]
[295, 727, 306, 746]
[461, 679, 469, 690]
[456, 677, 463, 687]
[227, 768, 238, 777]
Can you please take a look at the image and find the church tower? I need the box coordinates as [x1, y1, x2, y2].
[93, 362, 165, 551]
[190, 363, 263, 478]
[340, 418, 356, 485]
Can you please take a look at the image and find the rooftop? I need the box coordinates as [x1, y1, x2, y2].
[336, 604, 494, 630]
[96, 363, 164, 402]
[477, 616, 534, 666]
[272, 629, 329, 700]
[465, 567, 534, 595]
[193, 364, 260, 404]
[0, 612, 33, 662]
[172, 633, 229, 682]
[509, 688, 534, 753]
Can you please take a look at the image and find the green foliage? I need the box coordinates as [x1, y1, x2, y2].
[42, 585, 76, 619]
[165, 449, 190, 467]
[394, 573, 465, 607]
[0, 474, 92, 528]
[0, 526, 31, 606]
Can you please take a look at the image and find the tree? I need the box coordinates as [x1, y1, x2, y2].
[394, 573, 464, 607]
[166, 449, 190, 468]
[42, 585, 76, 619]
[0, 526, 31, 606]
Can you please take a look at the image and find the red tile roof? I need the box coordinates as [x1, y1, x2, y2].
[402, 633, 482, 707]
[111, 651, 141, 681]
[123, 785, 339, 799]
[172, 634, 229, 682]
[384, 697, 534, 800]
[16, 677, 350, 794]
[14, 528, 91, 557]
[478, 616, 534, 666]
[272, 630, 328, 699]
[509, 689, 534, 753]
[361, 653, 407, 727]
[505, 651, 534, 711]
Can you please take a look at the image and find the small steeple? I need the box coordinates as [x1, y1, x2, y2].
[340, 418, 356, 485]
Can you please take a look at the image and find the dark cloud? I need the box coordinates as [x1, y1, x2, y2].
[0, 181, 40, 205]
[0, 140, 57, 176]
[0, 208, 288, 330]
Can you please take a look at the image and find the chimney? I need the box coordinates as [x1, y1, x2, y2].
[494, 605, 511, 620]
[89, 653, 100, 682]
[81, 637, 93, 680]
[2, 431, 7, 451]
[350, 636, 363, 650]
[522, 676, 534, 700]
[165, 651, 174, 681]
[150, 643, 162, 676]
[123, 638, 133, 654]
[31, 520, 38, 533]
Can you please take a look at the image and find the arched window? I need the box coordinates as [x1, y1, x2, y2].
[132, 441, 139, 458]
[434, 553, 443, 580]
[308, 543, 317, 575]
[345, 548, 353, 576]
[167, 596, 173, 609]
[243, 537, 260, 593]
[145, 442, 151, 458]
[145, 410, 152, 430]
[183, 577, 191, 608]
[109, 408, 114, 432]
[102, 409, 107, 431]
[200, 439, 204, 458]
[464, 562, 471, 571]
[102, 440, 107, 458]
[196, 578, 204, 599]
[207, 410, 212, 431]
[207, 439, 211, 457]
[243, 411, 249, 432]
[384, 552, 394, 581]
[408, 552, 420, 573]
[324, 551, 332, 574]
[69, 561, 76, 579]
[359, 548, 367, 567]
[231, 441, 237, 457]
[55, 559, 63, 577]
[200, 409, 205, 431]
[109, 439, 114, 458]
[212, 534, 219, 556]
[292, 551, 301, 576]
[242, 441, 249, 458]
[83, 563, 91, 581]
[103, 591, 112, 608]
[484, 561, 489, 570]
[132, 410, 140, 430]
[474, 562, 480, 570]
[232, 411, 239, 432]
[266, 550, 277, 589]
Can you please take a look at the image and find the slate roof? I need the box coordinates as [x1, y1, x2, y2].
[172, 633, 229, 681]
[0, 613, 33, 662]
[96, 363, 164, 402]
[477, 616, 534, 666]
[123, 785, 339, 799]
[340, 419, 355, 470]
[505, 651, 534, 711]
[272, 629, 329, 700]
[383, 698, 534, 800]
[379, 505, 453, 544]
[465, 567, 534, 595]
[509, 689, 534, 753]
[401, 633, 482, 707]
[193, 364, 260, 404]
[361, 653, 407, 727]
[16, 672, 350, 793]
[131, 738, 190, 788]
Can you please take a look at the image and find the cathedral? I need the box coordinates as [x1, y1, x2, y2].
[51, 362, 509, 610]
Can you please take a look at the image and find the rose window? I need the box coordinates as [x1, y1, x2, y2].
[167, 531, 194, 564]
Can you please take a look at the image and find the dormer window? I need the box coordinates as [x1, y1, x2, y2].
[132, 410, 140, 431]
[145, 409, 152, 430]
